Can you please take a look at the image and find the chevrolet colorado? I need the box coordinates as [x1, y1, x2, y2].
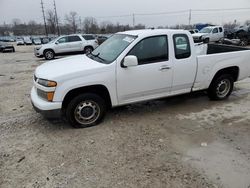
[31, 29, 250, 128]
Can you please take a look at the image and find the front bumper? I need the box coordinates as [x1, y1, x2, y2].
[31, 87, 62, 119]
[34, 48, 43, 57]
[193, 38, 203, 43]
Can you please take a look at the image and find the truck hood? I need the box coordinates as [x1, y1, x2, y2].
[35, 55, 107, 80]
[192, 33, 207, 38]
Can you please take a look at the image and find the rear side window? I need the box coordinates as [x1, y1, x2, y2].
[219, 27, 223, 32]
[68, 36, 81, 42]
[128, 35, 168, 65]
[82, 35, 95, 40]
[173, 34, 191, 59]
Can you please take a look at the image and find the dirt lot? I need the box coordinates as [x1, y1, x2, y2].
[0, 44, 250, 188]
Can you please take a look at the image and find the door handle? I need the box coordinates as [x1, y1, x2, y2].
[159, 66, 171, 71]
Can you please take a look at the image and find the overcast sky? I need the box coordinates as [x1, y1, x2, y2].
[1, 0, 250, 27]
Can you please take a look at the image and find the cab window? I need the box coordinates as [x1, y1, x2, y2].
[57, 37, 68, 44]
[213, 28, 219, 33]
[173, 34, 191, 59]
[128, 36, 168, 65]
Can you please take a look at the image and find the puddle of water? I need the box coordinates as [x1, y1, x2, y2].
[183, 141, 250, 188]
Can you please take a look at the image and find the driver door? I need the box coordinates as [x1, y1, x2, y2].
[116, 35, 173, 105]
[54, 36, 70, 53]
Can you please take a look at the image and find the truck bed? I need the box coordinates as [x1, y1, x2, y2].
[207, 44, 249, 54]
[193, 44, 250, 91]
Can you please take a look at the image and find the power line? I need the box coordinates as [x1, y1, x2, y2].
[135, 10, 189, 16]
[192, 7, 250, 12]
[90, 8, 250, 19]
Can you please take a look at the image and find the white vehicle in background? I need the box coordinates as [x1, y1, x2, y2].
[33, 38, 42, 45]
[31, 29, 250, 128]
[24, 37, 33, 45]
[34, 34, 99, 60]
[192, 26, 224, 43]
[16, 38, 25, 45]
[189, 29, 199, 34]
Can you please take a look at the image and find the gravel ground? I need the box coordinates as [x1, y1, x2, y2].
[0, 44, 250, 188]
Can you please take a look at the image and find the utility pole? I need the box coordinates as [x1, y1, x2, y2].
[41, 0, 48, 36]
[133, 13, 135, 28]
[53, 0, 60, 36]
[188, 9, 192, 26]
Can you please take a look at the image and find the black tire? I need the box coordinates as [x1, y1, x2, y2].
[66, 93, 106, 128]
[44, 49, 55, 60]
[84, 46, 93, 54]
[208, 74, 234, 100]
[239, 38, 248, 46]
[204, 38, 209, 43]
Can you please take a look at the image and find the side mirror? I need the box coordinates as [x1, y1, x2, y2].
[55, 41, 59, 45]
[122, 55, 138, 68]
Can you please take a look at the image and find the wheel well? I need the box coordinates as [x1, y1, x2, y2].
[43, 49, 55, 54]
[62, 85, 112, 110]
[84, 46, 94, 50]
[212, 66, 239, 83]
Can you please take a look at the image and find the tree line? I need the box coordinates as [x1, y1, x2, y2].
[0, 10, 145, 36]
[0, 9, 249, 36]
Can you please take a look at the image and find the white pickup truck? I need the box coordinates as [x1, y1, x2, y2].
[31, 29, 250, 128]
[192, 26, 224, 43]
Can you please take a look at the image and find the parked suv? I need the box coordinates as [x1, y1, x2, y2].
[34, 34, 99, 60]
[192, 26, 224, 43]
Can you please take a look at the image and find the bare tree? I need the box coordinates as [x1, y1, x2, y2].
[83, 17, 99, 34]
[46, 10, 57, 34]
[12, 18, 22, 26]
[65, 11, 78, 33]
[245, 20, 250, 26]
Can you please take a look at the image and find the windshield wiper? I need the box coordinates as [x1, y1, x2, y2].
[90, 52, 106, 62]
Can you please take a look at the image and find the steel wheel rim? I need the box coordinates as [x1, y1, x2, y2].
[74, 100, 100, 125]
[46, 51, 53, 59]
[216, 79, 231, 98]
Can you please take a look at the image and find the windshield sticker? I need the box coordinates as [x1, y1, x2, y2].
[123, 36, 135, 43]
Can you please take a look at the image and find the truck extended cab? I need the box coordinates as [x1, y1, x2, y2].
[31, 29, 250, 128]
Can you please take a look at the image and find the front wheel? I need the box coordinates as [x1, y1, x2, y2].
[204, 38, 209, 43]
[66, 93, 106, 128]
[44, 50, 55, 60]
[239, 38, 248, 46]
[208, 74, 234, 100]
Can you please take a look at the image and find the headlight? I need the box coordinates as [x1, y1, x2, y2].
[36, 46, 42, 50]
[38, 79, 57, 87]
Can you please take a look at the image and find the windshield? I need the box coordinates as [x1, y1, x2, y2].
[199, 27, 212, 33]
[87, 34, 137, 64]
[48, 37, 58, 44]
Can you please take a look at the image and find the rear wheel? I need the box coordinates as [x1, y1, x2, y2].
[66, 93, 106, 128]
[84, 46, 93, 54]
[44, 50, 55, 60]
[208, 74, 234, 100]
